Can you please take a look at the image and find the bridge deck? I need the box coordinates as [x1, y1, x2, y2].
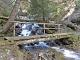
[4, 33, 73, 45]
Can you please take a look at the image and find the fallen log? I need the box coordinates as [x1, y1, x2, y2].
[0, 16, 33, 22]
[0, 16, 8, 20]
[63, 20, 78, 31]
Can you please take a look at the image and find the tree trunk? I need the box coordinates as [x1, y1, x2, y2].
[1, 0, 21, 34]
[43, 12, 45, 22]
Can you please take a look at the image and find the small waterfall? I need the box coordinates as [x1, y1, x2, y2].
[17, 23, 43, 36]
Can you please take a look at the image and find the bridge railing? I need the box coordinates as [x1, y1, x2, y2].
[10, 21, 62, 36]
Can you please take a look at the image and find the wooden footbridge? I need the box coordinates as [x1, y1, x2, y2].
[4, 33, 72, 45]
[0, 21, 73, 60]
[0, 21, 73, 46]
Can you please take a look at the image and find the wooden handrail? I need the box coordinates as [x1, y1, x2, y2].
[9, 21, 62, 26]
[10, 28, 62, 30]
[9, 21, 62, 36]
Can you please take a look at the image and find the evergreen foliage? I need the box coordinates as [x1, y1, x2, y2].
[28, 0, 53, 22]
[0, 0, 14, 16]
[3, 7, 11, 16]
[75, 0, 80, 10]
[27, 0, 68, 22]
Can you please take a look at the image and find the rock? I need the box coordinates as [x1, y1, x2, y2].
[39, 52, 44, 57]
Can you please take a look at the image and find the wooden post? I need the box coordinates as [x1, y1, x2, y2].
[78, 36, 79, 40]
[44, 23, 45, 34]
[58, 24, 61, 33]
[13, 23, 16, 36]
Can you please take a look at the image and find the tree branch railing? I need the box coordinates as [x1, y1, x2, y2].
[10, 21, 62, 36]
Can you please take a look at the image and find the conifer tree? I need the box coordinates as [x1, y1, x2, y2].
[28, 0, 53, 22]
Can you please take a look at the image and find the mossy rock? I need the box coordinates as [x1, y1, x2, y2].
[0, 40, 15, 46]
[67, 34, 80, 51]
[49, 48, 65, 60]
[6, 40, 15, 45]
[54, 52, 65, 60]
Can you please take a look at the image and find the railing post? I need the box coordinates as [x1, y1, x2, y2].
[44, 23, 45, 34]
[58, 24, 61, 33]
[13, 22, 16, 36]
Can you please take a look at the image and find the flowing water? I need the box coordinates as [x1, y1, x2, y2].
[24, 41, 80, 60]
[17, 23, 80, 60]
[52, 47, 80, 60]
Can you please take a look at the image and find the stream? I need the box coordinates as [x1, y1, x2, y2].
[16, 23, 80, 60]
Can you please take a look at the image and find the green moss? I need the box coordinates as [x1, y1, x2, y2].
[0, 40, 15, 46]
[69, 34, 80, 50]
[3, 7, 11, 16]
[70, 34, 78, 41]
[0, 38, 4, 41]
[67, 24, 78, 31]
[73, 26, 78, 31]
[0, 16, 8, 19]
[4, 29, 13, 36]
[7, 40, 15, 45]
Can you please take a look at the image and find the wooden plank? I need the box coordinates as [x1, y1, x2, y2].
[44, 23, 45, 34]
[16, 36, 69, 45]
[4, 33, 72, 40]
[13, 23, 16, 36]
[15, 33, 73, 45]
[5, 34, 53, 40]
